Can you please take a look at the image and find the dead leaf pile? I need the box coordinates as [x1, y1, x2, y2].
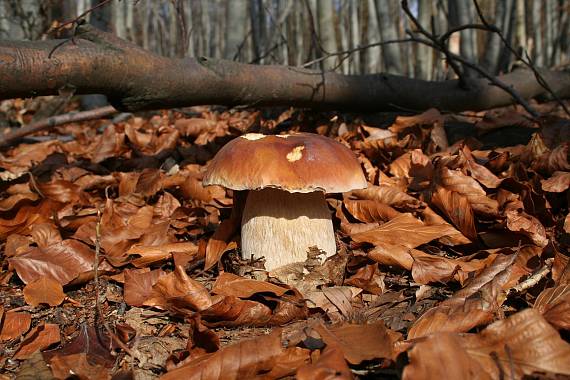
[0, 101, 568, 379]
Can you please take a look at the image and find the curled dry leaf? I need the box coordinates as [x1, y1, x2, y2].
[30, 222, 62, 249]
[147, 265, 213, 313]
[349, 184, 422, 210]
[14, 323, 60, 360]
[123, 268, 167, 307]
[437, 166, 499, 217]
[408, 253, 517, 339]
[314, 321, 402, 364]
[127, 241, 199, 268]
[405, 309, 570, 379]
[389, 108, 443, 133]
[160, 330, 289, 380]
[343, 199, 401, 223]
[504, 203, 548, 247]
[0, 311, 31, 341]
[0, 200, 59, 240]
[212, 272, 290, 298]
[296, 346, 354, 380]
[23, 276, 65, 307]
[431, 186, 477, 241]
[8, 239, 95, 285]
[541, 171, 570, 193]
[50, 353, 110, 380]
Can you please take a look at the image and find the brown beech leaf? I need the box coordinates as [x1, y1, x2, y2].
[0, 192, 38, 212]
[349, 184, 422, 210]
[431, 186, 477, 241]
[533, 142, 570, 174]
[91, 124, 127, 163]
[42, 324, 115, 369]
[0, 311, 31, 341]
[127, 241, 199, 268]
[14, 323, 60, 360]
[459, 146, 502, 189]
[541, 171, 570, 193]
[296, 346, 354, 380]
[30, 223, 62, 249]
[212, 272, 291, 298]
[437, 166, 499, 217]
[314, 321, 402, 364]
[135, 168, 164, 196]
[0, 200, 60, 240]
[123, 269, 166, 307]
[23, 276, 65, 307]
[50, 353, 110, 380]
[408, 253, 517, 339]
[148, 265, 213, 313]
[343, 199, 401, 223]
[175, 118, 218, 137]
[403, 333, 492, 380]
[505, 204, 548, 247]
[205, 216, 240, 271]
[160, 329, 286, 380]
[35, 179, 87, 204]
[5, 233, 32, 257]
[564, 213, 570, 233]
[8, 239, 95, 285]
[408, 309, 570, 379]
[351, 213, 457, 248]
[409, 250, 494, 285]
[421, 207, 471, 246]
[535, 284, 570, 330]
[389, 108, 443, 133]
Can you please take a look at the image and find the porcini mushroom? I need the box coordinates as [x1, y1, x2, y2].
[203, 133, 367, 270]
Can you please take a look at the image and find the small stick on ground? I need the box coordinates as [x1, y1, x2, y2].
[509, 258, 554, 294]
[0, 105, 117, 148]
[93, 206, 136, 358]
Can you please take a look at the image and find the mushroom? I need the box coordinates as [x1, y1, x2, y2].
[203, 132, 367, 270]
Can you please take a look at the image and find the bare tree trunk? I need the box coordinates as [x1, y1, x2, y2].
[112, 0, 127, 40]
[375, 0, 402, 74]
[349, 0, 361, 74]
[317, 0, 336, 71]
[365, 0, 381, 74]
[224, 0, 246, 60]
[515, 0, 527, 51]
[531, 0, 544, 66]
[482, 0, 514, 74]
[434, 0, 449, 80]
[449, 0, 478, 77]
[415, 0, 433, 80]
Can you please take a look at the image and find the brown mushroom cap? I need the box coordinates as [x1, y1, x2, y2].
[203, 133, 367, 193]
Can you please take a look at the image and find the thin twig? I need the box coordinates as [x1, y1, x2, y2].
[0, 105, 117, 148]
[93, 206, 136, 358]
[509, 258, 554, 294]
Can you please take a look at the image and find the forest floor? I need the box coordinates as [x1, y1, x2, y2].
[0, 97, 569, 380]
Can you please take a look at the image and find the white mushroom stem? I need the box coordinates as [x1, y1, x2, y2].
[241, 188, 336, 270]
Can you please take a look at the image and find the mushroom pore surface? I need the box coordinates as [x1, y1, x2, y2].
[241, 188, 336, 270]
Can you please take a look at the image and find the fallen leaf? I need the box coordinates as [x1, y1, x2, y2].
[431, 185, 477, 241]
[50, 353, 110, 380]
[343, 199, 401, 223]
[9, 239, 95, 285]
[0, 311, 31, 341]
[124, 268, 167, 307]
[541, 171, 570, 193]
[160, 330, 286, 380]
[23, 276, 65, 307]
[211, 272, 291, 298]
[14, 323, 60, 360]
[296, 345, 354, 380]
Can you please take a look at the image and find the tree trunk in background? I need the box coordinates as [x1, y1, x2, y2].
[558, 3, 569, 65]
[225, 0, 247, 60]
[482, 0, 513, 74]
[545, 0, 555, 66]
[364, 0, 381, 74]
[112, 0, 127, 39]
[316, 0, 336, 71]
[415, 0, 433, 80]
[515, 0, 526, 51]
[497, 1, 516, 73]
[375, 0, 402, 74]
[349, 0, 361, 74]
[531, 0, 544, 66]
[434, 0, 449, 80]
[450, 0, 478, 77]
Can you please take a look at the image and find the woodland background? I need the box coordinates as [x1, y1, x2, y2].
[0, 0, 569, 78]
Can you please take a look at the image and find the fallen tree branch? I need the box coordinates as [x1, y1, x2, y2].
[0, 24, 569, 113]
[0, 105, 117, 147]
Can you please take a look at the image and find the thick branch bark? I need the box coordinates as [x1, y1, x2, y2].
[0, 25, 569, 113]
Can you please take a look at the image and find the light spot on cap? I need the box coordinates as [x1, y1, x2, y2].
[286, 145, 304, 162]
[241, 133, 266, 141]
